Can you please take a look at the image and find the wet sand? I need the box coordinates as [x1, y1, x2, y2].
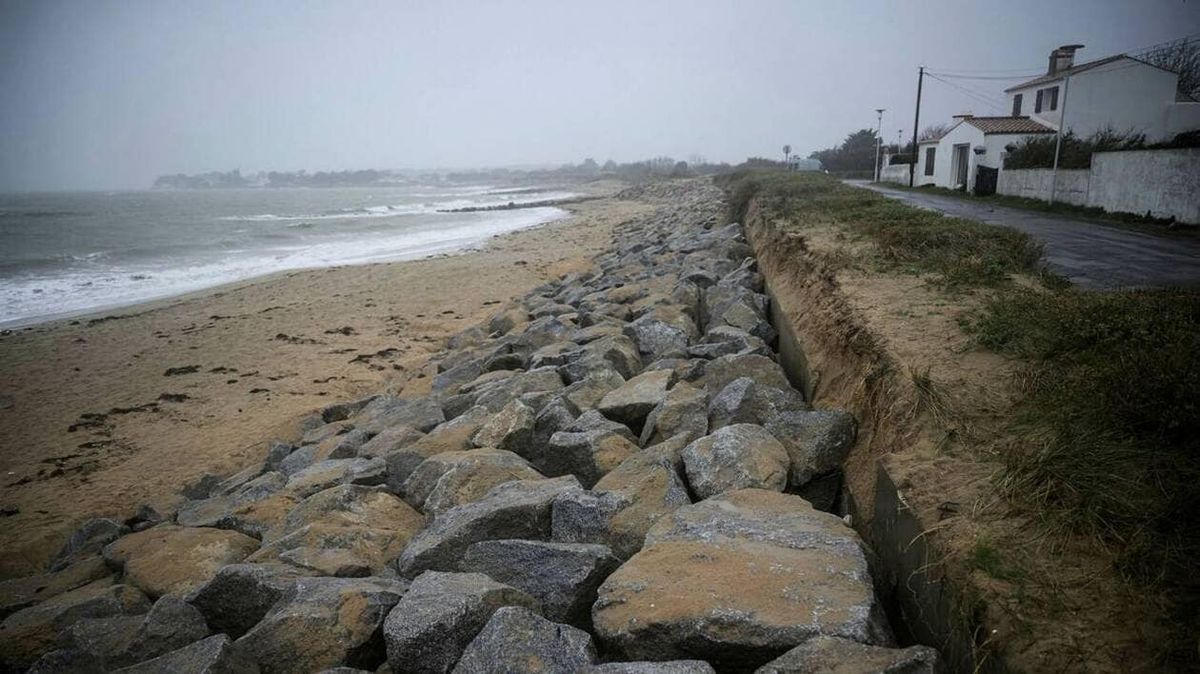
[0, 193, 651, 577]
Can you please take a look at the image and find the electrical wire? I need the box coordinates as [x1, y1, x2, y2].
[924, 73, 1008, 114]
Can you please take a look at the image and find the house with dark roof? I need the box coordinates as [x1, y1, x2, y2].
[907, 45, 1200, 191]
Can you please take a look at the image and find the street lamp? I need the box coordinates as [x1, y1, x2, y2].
[873, 109, 886, 182]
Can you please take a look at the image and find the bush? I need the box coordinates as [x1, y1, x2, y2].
[1004, 128, 1146, 169]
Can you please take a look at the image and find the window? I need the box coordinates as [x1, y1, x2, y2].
[924, 147, 936, 176]
[1034, 86, 1059, 113]
[1012, 93, 1023, 116]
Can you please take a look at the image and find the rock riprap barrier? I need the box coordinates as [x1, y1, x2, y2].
[0, 180, 942, 673]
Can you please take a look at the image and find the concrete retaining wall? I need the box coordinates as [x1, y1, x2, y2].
[996, 168, 1090, 206]
[1088, 148, 1200, 224]
[879, 163, 912, 185]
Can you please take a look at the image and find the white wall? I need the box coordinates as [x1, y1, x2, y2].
[1088, 149, 1200, 223]
[1007, 59, 1180, 141]
[997, 168, 1090, 206]
[1166, 102, 1200, 137]
[879, 162, 911, 184]
[913, 122, 985, 189]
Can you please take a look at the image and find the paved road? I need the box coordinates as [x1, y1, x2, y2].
[847, 181, 1200, 290]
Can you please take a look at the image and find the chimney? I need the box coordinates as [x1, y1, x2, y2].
[1048, 44, 1084, 75]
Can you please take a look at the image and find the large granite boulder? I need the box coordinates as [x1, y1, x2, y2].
[640, 382, 708, 447]
[0, 557, 111, 620]
[544, 429, 638, 488]
[60, 596, 209, 669]
[112, 634, 258, 674]
[680, 425, 790, 499]
[0, 580, 149, 670]
[48, 518, 127, 572]
[398, 476, 583, 576]
[586, 663, 715, 674]
[593, 490, 890, 670]
[451, 606, 596, 674]
[103, 526, 259, 598]
[697, 353, 789, 395]
[597, 369, 673, 431]
[406, 449, 544, 517]
[470, 399, 536, 452]
[460, 540, 618, 626]
[186, 564, 314, 639]
[233, 576, 407, 674]
[382, 571, 538, 674]
[763, 410, 857, 488]
[707, 377, 807, 430]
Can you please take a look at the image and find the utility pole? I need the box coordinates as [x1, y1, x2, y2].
[909, 66, 924, 187]
[874, 108, 885, 182]
[1049, 74, 1071, 205]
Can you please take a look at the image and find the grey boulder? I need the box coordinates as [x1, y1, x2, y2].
[680, 424, 790, 499]
[451, 606, 596, 674]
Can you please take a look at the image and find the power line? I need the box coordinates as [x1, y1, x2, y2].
[924, 73, 1008, 113]
[926, 72, 1043, 81]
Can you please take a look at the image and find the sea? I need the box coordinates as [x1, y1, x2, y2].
[0, 184, 575, 327]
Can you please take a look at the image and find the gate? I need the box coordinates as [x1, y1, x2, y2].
[974, 166, 998, 196]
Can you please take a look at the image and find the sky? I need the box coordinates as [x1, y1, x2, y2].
[1, 0, 1198, 190]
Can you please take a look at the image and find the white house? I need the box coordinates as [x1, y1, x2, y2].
[912, 115, 1054, 190]
[901, 44, 1200, 191]
[1004, 45, 1200, 143]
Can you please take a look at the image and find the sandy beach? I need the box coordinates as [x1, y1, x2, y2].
[0, 190, 650, 578]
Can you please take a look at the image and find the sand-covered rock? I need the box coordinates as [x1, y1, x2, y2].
[233, 576, 406, 673]
[680, 424, 790, 499]
[382, 571, 538, 674]
[597, 369, 673, 430]
[0, 557, 111, 620]
[103, 526, 260, 598]
[59, 595, 209, 669]
[593, 490, 889, 670]
[544, 428, 639, 488]
[113, 634, 258, 674]
[640, 382, 708, 446]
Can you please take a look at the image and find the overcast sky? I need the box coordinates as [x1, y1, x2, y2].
[1, 0, 1198, 190]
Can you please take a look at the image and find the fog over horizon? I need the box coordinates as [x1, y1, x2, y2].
[2, 0, 1198, 191]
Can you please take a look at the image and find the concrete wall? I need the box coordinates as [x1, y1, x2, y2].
[879, 162, 911, 185]
[997, 168, 1090, 206]
[1088, 148, 1200, 224]
[1166, 102, 1200, 138]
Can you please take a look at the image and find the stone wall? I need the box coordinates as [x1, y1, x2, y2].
[1088, 148, 1200, 224]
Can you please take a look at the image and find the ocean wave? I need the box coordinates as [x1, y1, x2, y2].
[217, 191, 578, 223]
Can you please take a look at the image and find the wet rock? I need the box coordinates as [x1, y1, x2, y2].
[0, 557, 111, 620]
[470, 399, 535, 451]
[61, 596, 209, 669]
[681, 424, 790, 499]
[103, 526, 259, 598]
[753, 636, 941, 674]
[594, 490, 889, 669]
[707, 377, 807, 430]
[545, 429, 638, 488]
[597, 369, 674, 431]
[113, 634, 258, 674]
[640, 382, 708, 446]
[461, 540, 618, 626]
[397, 476, 583, 576]
[186, 564, 314, 639]
[49, 518, 127, 572]
[451, 606, 596, 674]
[0, 580, 149, 670]
[233, 576, 406, 674]
[382, 571, 538, 674]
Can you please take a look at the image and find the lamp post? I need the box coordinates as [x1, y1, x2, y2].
[874, 108, 886, 182]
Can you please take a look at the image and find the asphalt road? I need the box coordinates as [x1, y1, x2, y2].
[848, 181, 1200, 290]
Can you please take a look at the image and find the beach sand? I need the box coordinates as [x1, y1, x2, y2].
[0, 192, 651, 577]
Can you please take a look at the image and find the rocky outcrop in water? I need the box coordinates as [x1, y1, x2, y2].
[0, 179, 940, 673]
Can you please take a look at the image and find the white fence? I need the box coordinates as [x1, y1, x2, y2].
[997, 148, 1200, 223]
[879, 163, 912, 184]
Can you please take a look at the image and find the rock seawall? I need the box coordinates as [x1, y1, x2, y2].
[0, 180, 942, 673]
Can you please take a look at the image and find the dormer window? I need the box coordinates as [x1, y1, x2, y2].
[1034, 86, 1059, 113]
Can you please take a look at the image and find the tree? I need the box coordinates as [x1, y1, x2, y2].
[919, 123, 952, 141]
[807, 129, 878, 173]
[1141, 38, 1200, 101]
[782, 144, 792, 163]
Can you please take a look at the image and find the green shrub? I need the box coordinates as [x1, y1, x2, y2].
[1004, 128, 1146, 169]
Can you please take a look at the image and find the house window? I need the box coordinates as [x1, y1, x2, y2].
[924, 147, 936, 176]
[1012, 94, 1022, 116]
[1034, 86, 1059, 113]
